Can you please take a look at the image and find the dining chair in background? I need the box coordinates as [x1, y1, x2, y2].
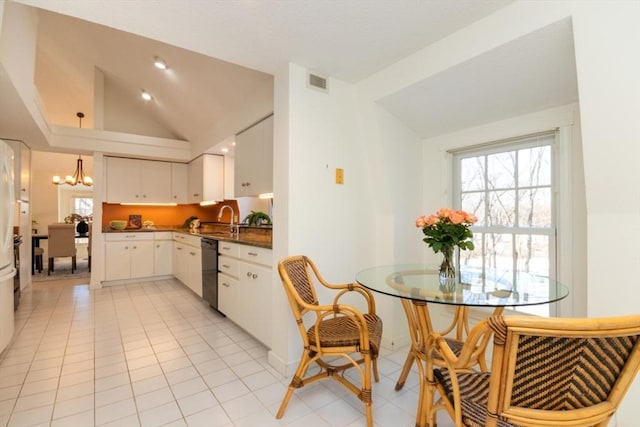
[276, 255, 383, 427]
[425, 314, 640, 427]
[47, 223, 77, 275]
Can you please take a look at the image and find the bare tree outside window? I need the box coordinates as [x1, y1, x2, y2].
[453, 132, 556, 316]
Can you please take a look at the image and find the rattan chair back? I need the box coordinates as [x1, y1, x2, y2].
[430, 314, 640, 427]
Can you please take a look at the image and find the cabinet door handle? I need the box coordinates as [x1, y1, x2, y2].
[133, 246, 137, 250]
[252, 273, 258, 279]
[222, 264, 230, 268]
[124, 246, 129, 250]
[247, 272, 252, 278]
[222, 282, 230, 287]
[247, 252, 258, 257]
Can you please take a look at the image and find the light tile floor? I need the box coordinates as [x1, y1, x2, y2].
[0, 277, 455, 427]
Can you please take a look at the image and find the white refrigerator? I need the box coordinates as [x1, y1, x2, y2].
[0, 140, 16, 353]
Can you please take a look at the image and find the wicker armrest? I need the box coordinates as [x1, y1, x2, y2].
[427, 319, 493, 370]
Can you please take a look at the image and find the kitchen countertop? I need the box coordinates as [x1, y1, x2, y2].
[102, 226, 272, 249]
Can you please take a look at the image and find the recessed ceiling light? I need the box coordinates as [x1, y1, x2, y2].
[141, 90, 152, 101]
[153, 56, 168, 70]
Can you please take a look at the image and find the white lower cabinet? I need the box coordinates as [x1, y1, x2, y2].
[105, 233, 154, 281]
[218, 273, 239, 321]
[218, 242, 272, 346]
[172, 233, 202, 297]
[154, 232, 173, 276]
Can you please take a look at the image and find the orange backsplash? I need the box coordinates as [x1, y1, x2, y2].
[102, 200, 240, 227]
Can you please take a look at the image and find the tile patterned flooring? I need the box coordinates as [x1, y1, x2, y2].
[0, 277, 455, 427]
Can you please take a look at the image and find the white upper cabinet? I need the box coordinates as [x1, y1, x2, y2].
[106, 157, 172, 203]
[188, 154, 224, 204]
[171, 163, 188, 204]
[234, 114, 273, 197]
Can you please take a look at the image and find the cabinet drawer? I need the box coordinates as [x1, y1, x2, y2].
[239, 245, 272, 267]
[154, 232, 173, 240]
[172, 232, 201, 247]
[218, 241, 240, 258]
[218, 256, 239, 277]
[105, 232, 153, 242]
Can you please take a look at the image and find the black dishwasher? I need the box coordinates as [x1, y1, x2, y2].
[201, 237, 219, 311]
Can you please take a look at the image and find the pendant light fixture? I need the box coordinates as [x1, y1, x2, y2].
[52, 113, 94, 186]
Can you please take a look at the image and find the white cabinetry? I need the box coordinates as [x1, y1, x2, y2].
[106, 157, 173, 203]
[104, 233, 154, 281]
[218, 241, 272, 346]
[234, 114, 273, 197]
[153, 232, 173, 276]
[171, 163, 188, 204]
[188, 154, 224, 204]
[172, 233, 202, 296]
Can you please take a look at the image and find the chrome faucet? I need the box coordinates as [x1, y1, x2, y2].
[218, 205, 238, 235]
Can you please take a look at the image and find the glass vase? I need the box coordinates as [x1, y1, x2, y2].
[439, 246, 456, 280]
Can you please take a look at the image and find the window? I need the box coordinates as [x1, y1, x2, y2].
[452, 131, 556, 316]
[73, 197, 93, 219]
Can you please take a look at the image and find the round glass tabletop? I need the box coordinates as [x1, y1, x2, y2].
[356, 264, 569, 307]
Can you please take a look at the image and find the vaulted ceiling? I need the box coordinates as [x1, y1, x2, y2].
[1, 0, 578, 152]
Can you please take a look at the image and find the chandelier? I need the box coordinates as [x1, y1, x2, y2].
[51, 112, 93, 186]
[52, 155, 93, 186]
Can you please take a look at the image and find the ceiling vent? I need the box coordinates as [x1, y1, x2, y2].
[307, 73, 328, 93]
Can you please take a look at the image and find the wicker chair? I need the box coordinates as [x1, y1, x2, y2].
[276, 255, 383, 427]
[425, 314, 640, 427]
[47, 223, 77, 275]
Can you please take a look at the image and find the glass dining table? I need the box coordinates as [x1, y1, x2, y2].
[355, 264, 569, 427]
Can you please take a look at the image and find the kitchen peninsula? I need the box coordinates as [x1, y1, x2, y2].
[102, 222, 273, 346]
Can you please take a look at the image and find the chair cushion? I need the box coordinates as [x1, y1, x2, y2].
[307, 313, 383, 356]
[434, 368, 519, 427]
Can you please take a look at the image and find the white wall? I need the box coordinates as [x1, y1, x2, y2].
[0, 1, 37, 104]
[268, 62, 425, 371]
[270, 63, 378, 371]
[570, 2, 640, 423]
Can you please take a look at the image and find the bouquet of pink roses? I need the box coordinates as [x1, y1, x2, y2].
[415, 208, 477, 255]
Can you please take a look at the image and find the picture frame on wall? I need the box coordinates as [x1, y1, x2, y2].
[128, 214, 142, 229]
